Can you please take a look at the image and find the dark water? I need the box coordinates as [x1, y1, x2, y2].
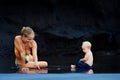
[0, 52, 120, 74]
[4, 65, 94, 74]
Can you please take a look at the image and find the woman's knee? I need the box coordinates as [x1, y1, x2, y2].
[44, 61, 48, 67]
[39, 61, 48, 68]
[42, 61, 48, 67]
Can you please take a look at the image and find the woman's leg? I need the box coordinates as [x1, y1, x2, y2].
[37, 61, 48, 68]
[25, 61, 48, 69]
[25, 54, 48, 69]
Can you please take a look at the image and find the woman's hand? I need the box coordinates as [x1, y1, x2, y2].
[35, 62, 40, 69]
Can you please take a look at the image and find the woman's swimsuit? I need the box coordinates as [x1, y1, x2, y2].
[15, 42, 32, 68]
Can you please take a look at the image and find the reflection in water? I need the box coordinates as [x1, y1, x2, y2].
[16, 66, 94, 74]
[71, 68, 94, 74]
[84, 69, 94, 74]
[17, 68, 93, 74]
[71, 64, 94, 74]
[18, 68, 48, 74]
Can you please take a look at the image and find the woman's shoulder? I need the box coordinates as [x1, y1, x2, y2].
[15, 35, 21, 40]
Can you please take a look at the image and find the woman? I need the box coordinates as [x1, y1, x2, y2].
[14, 26, 48, 72]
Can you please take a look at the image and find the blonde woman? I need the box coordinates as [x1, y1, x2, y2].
[14, 27, 48, 72]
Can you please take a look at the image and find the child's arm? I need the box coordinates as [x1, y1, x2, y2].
[80, 53, 89, 62]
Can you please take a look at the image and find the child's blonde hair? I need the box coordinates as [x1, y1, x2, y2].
[21, 26, 35, 37]
[82, 41, 92, 49]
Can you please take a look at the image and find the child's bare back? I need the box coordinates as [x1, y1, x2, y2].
[81, 51, 93, 66]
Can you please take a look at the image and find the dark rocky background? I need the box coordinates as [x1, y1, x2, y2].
[0, 0, 120, 73]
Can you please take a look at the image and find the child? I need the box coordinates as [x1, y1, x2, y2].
[71, 41, 93, 73]
[14, 27, 48, 72]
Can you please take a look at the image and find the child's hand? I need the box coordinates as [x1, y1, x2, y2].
[80, 58, 86, 62]
[80, 59, 82, 61]
[80, 58, 84, 61]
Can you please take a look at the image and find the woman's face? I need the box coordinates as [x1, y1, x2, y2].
[22, 34, 35, 42]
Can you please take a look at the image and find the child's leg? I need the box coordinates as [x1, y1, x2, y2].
[71, 61, 93, 73]
[76, 61, 88, 68]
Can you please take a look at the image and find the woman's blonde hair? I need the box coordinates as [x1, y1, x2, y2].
[21, 26, 35, 37]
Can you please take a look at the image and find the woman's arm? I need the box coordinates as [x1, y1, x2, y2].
[14, 36, 26, 67]
[31, 40, 38, 63]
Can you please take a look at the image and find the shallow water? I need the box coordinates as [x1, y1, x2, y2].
[0, 53, 120, 74]
[0, 73, 120, 80]
[9, 65, 94, 74]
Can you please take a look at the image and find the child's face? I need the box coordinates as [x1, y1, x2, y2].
[82, 46, 89, 53]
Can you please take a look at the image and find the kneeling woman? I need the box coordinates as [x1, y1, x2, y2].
[14, 27, 48, 71]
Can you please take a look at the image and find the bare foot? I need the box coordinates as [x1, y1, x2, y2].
[71, 64, 76, 69]
[71, 64, 76, 72]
